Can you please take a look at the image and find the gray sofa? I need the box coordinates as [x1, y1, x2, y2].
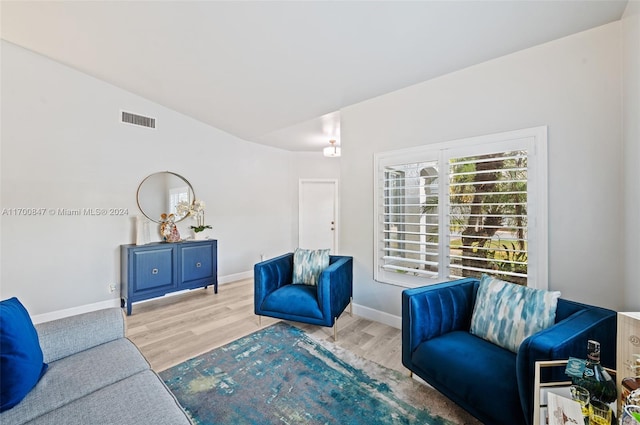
[0, 307, 192, 425]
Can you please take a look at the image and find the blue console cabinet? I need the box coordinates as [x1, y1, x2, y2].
[120, 240, 217, 315]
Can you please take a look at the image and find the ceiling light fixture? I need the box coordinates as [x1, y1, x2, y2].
[323, 139, 341, 157]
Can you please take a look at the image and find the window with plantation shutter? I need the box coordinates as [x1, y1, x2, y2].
[382, 160, 440, 277]
[448, 151, 528, 285]
[374, 126, 548, 290]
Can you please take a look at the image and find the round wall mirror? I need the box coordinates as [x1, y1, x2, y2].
[136, 171, 195, 223]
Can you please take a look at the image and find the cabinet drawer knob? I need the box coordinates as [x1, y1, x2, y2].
[196, 262, 202, 268]
[151, 268, 159, 275]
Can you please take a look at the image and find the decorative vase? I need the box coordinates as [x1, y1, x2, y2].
[160, 213, 181, 242]
[167, 224, 181, 242]
[135, 215, 150, 245]
[192, 228, 213, 240]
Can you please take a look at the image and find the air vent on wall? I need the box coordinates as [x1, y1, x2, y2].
[121, 110, 156, 129]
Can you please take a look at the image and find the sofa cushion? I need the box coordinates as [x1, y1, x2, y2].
[261, 284, 323, 319]
[0, 338, 149, 424]
[25, 370, 191, 425]
[0, 297, 48, 412]
[470, 274, 560, 353]
[412, 331, 525, 425]
[36, 307, 125, 363]
[292, 248, 329, 286]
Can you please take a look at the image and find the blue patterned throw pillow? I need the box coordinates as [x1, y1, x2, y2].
[470, 274, 561, 353]
[292, 248, 330, 286]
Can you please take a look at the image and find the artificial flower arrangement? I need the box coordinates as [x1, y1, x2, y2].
[176, 199, 212, 233]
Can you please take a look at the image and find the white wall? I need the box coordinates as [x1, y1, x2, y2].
[622, 2, 640, 311]
[0, 41, 295, 316]
[2, 17, 634, 322]
[340, 21, 625, 321]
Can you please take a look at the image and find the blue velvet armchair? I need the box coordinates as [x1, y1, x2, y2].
[402, 278, 617, 425]
[254, 253, 353, 338]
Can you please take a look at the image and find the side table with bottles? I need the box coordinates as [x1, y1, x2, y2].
[534, 359, 617, 425]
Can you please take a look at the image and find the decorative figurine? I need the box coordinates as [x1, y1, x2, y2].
[159, 213, 180, 242]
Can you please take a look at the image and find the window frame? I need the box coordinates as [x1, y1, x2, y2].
[373, 126, 548, 290]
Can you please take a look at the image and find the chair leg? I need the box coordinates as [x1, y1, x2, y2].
[349, 297, 353, 316]
[258, 315, 262, 326]
[333, 317, 338, 341]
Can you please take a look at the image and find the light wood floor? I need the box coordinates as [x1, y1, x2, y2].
[125, 278, 405, 374]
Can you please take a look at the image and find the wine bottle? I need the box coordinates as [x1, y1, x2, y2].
[571, 340, 617, 404]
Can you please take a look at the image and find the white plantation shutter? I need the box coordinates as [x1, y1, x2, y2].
[381, 160, 439, 277]
[447, 151, 528, 285]
[374, 127, 548, 289]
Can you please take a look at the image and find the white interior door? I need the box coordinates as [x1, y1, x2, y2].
[299, 179, 338, 253]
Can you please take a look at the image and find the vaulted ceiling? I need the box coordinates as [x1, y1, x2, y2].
[1, 1, 628, 151]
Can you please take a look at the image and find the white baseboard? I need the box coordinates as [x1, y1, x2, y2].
[31, 299, 121, 324]
[218, 270, 253, 284]
[218, 272, 402, 330]
[31, 271, 254, 324]
[31, 273, 403, 332]
[352, 303, 402, 329]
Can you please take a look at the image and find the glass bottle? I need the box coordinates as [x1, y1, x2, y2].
[571, 340, 617, 404]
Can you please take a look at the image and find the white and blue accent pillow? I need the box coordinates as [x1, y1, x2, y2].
[292, 248, 330, 286]
[470, 274, 561, 353]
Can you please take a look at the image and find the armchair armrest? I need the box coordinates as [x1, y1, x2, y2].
[35, 307, 125, 363]
[317, 256, 353, 321]
[402, 278, 479, 369]
[254, 253, 294, 314]
[517, 305, 617, 425]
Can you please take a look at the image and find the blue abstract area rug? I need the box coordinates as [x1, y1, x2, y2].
[160, 322, 479, 425]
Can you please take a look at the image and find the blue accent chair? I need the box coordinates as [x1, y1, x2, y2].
[254, 253, 353, 338]
[402, 278, 617, 425]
